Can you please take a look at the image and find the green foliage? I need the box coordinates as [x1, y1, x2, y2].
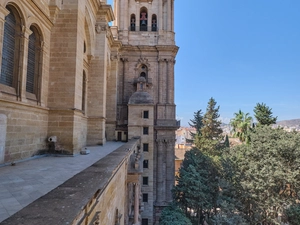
[194, 98, 224, 156]
[230, 110, 252, 143]
[210, 201, 248, 225]
[160, 203, 192, 225]
[222, 126, 300, 224]
[173, 148, 219, 224]
[284, 204, 300, 225]
[188, 109, 204, 139]
[224, 135, 230, 148]
[253, 102, 277, 126]
[201, 97, 223, 140]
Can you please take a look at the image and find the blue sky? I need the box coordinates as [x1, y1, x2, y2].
[174, 0, 300, 125]
[108, 0, 300, 126]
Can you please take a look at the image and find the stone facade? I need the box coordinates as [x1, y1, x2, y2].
[114, 0, 178, 223]
[0, 0, 178, 224]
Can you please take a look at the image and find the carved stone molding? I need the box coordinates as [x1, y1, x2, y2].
[120, 57, 129, 62]
[110, 54, 119, 61]
[135, 57, 150, 70]
[91, 211, 101, 225]
[95, 24, 107, 34]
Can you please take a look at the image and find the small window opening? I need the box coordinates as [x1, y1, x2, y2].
[130, 14, 136, 31]
[142, 219, 149, 225]
[143, 127, 149, 135]
[143, 177, 149, 185]
[143, 160, 148, 168]
[143, 143, 149, 152]
[152, 14, 157, 31]
[140, 8, 148, 31]
[143, 193, 148, 202]
[143, 111, 149, 118]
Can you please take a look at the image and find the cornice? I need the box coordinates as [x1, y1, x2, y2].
[98, 4, 114, 22]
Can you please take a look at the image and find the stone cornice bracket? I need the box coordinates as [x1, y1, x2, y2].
[120, 57, 129, 62]
[98, 4, 115, 23]
[110, 54, 119, 61]
[166, 58, 176, 64]
[95, 24, 108, 34]
[48, 5, 60, 23]
[158, 58, 166, 62]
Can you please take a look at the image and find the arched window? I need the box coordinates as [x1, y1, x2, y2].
[26, 26, 41, 96]
[130, 14, 136, 31]
[0, 7, 21, 88]
[151, 14, 157, 31]
[140, 7, 148, 31]
[139, 65, 148, 80]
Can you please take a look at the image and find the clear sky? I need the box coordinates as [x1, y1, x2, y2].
[174, 0, 300, 126]
[107, 0, 300, 126]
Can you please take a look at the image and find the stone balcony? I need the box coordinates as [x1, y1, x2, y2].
[1, 138, 142, 225]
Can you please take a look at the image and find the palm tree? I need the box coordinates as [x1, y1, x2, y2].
[230, 110, 253, 143]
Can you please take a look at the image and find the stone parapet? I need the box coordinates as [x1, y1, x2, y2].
[1, 138, 141, 225]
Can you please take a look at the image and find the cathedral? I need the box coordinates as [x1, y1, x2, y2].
[0, 0, 178, 224]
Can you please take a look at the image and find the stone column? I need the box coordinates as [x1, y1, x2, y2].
[134, 183, 140, 225]
[171, 0, 175, 32]
[166, 140, 175, 202]
[159, 0, 163, 31]
[167, 0, 172, 31]
[120, 58, 128, 104]
[20, 27, 32, 102]
[124, 0, 129, 30]
[157, 58, 163, 104]
[156, 140, 165, 203]
[106, 54, 119, 140]
[167, 59, 175, 104]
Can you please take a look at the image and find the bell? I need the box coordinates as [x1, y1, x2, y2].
[141, 20, 146, 26]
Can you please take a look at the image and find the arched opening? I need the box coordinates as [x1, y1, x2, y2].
[130, 14, 136, 31]
[26, 25, 42, 98]
[151, 14, 157, 31]
[139, 65, 148, 80]
[140, 7, 148, 31]
[0, 6, 22, 89]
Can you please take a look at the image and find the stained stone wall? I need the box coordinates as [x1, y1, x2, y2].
[0, 0, 117, 162]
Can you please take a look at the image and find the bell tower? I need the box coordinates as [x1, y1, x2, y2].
[113, 0, 178, 224]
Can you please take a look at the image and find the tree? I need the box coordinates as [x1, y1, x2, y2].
[201, 97, 223, 139]
[222, 126, 300, 224]
[284, 204, 300, 225]
[188, 109, 204, 140]
[194, 98, 223, 155]
[230, 110, 253, 143]
[160, 203, 192, 225]
[173, 148, 219, 225]
[253, 102, 277, 126]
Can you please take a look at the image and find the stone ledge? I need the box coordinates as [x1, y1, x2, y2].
[1, 139, 140, 225]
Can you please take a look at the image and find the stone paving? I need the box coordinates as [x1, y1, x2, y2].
[0, 142, 124, 223]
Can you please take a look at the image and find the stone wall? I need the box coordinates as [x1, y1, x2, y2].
[0, 101, 49, 162]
